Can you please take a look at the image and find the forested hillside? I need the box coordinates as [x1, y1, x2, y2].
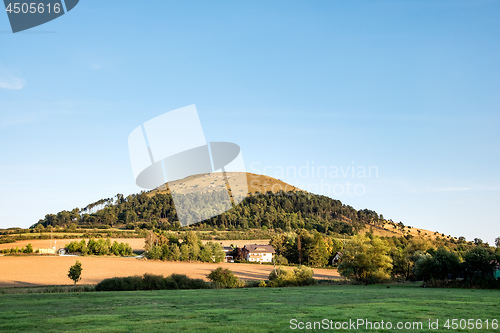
[31, 175, 384, 236]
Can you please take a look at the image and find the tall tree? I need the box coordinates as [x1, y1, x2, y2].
[338, 235, 392, 282]
[308, 233, 329, 267]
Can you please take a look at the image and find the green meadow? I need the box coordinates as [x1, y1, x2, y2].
[0, 284, 499, 332]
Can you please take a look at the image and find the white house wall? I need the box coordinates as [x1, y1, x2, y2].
[247, 252, 274, 263]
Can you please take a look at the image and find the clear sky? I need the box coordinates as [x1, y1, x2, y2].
[0, 0, 499, 244]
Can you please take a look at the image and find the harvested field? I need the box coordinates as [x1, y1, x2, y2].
[0, 238, 271, 252]
[0, 256, 341, 287]
[0, 238, 146, 252]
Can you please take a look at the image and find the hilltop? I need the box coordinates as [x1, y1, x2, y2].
[149, 172, 300, 197]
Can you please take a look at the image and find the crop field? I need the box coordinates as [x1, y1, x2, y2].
[0, 284, 498, 332]
[0, 256, 340, 287]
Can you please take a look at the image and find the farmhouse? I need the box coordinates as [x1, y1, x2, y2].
[243, 244, 275, 263]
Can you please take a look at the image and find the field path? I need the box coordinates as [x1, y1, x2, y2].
[0, 256, 340, 287]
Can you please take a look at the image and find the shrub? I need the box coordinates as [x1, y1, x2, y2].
[169, 273, 210, 289]
[96, 276, 144, 291]
[183, 277, 210, 289]
[165, 274, 210, 289]
[163, 275, 180, 290]
[274, 254, 289, 265]
[269, 269, 294, 287]
[424, 279, 500, 289]
[142, 273, 166, 290]
[24, 243, 33, 254]
[414, 247, 460, 281]
[145, 245, 162, 259]
[95, 274, 210, 292]
[67, 241, 81, 253]
[244, 280, 261, 288]
[259, 280, 267, 288]
[293, 266, 315, 286]
[207, 267, 242, 288]
[268, 266, 316, 287]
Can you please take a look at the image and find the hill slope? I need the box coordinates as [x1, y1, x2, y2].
[30, 172, 443, 240]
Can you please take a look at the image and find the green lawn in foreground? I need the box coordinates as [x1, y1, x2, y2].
[0, 284, 499, 332]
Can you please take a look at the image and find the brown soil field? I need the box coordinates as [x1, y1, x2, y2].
[0, 238, 146, 252]
[0, 256, 341, 287]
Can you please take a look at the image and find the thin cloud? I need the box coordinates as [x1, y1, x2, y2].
[432, 187, 472, 193]
[0, 75, 26, 90]
[431, 186, 500, 193]
[1, 114, 38, 127]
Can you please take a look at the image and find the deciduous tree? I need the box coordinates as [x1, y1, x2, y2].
[338, 235, 392, 282]
[68, 260, 82, 285]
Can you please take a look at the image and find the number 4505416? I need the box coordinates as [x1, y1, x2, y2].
[443, 319, 498, 330]
[6, 2, 61, 14]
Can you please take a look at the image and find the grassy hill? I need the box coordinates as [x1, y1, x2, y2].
[149, 172, 300, 197]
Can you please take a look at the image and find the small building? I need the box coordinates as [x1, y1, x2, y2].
[38, 248, 56, 254]
[244, 244, 275, 263]
[222, 246, 234, 263]
[57, 248, 68, 256]
[331, 252, 342, 265]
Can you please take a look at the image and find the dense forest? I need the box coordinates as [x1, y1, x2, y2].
[31, 190, 384, 236]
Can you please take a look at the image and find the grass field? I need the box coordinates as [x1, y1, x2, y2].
[0, 284, 498, 332]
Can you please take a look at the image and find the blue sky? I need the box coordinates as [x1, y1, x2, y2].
[0, 0, 499, 244]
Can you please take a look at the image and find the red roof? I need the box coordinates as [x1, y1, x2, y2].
[244, 244, 275, 254]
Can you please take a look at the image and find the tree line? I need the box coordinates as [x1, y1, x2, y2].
[143, 231, 226, 263]
[65, 238, 133, 256]
[270, 229, 343, 267]
[337, 233, 500, 287]
[31, 190, 386, 235]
